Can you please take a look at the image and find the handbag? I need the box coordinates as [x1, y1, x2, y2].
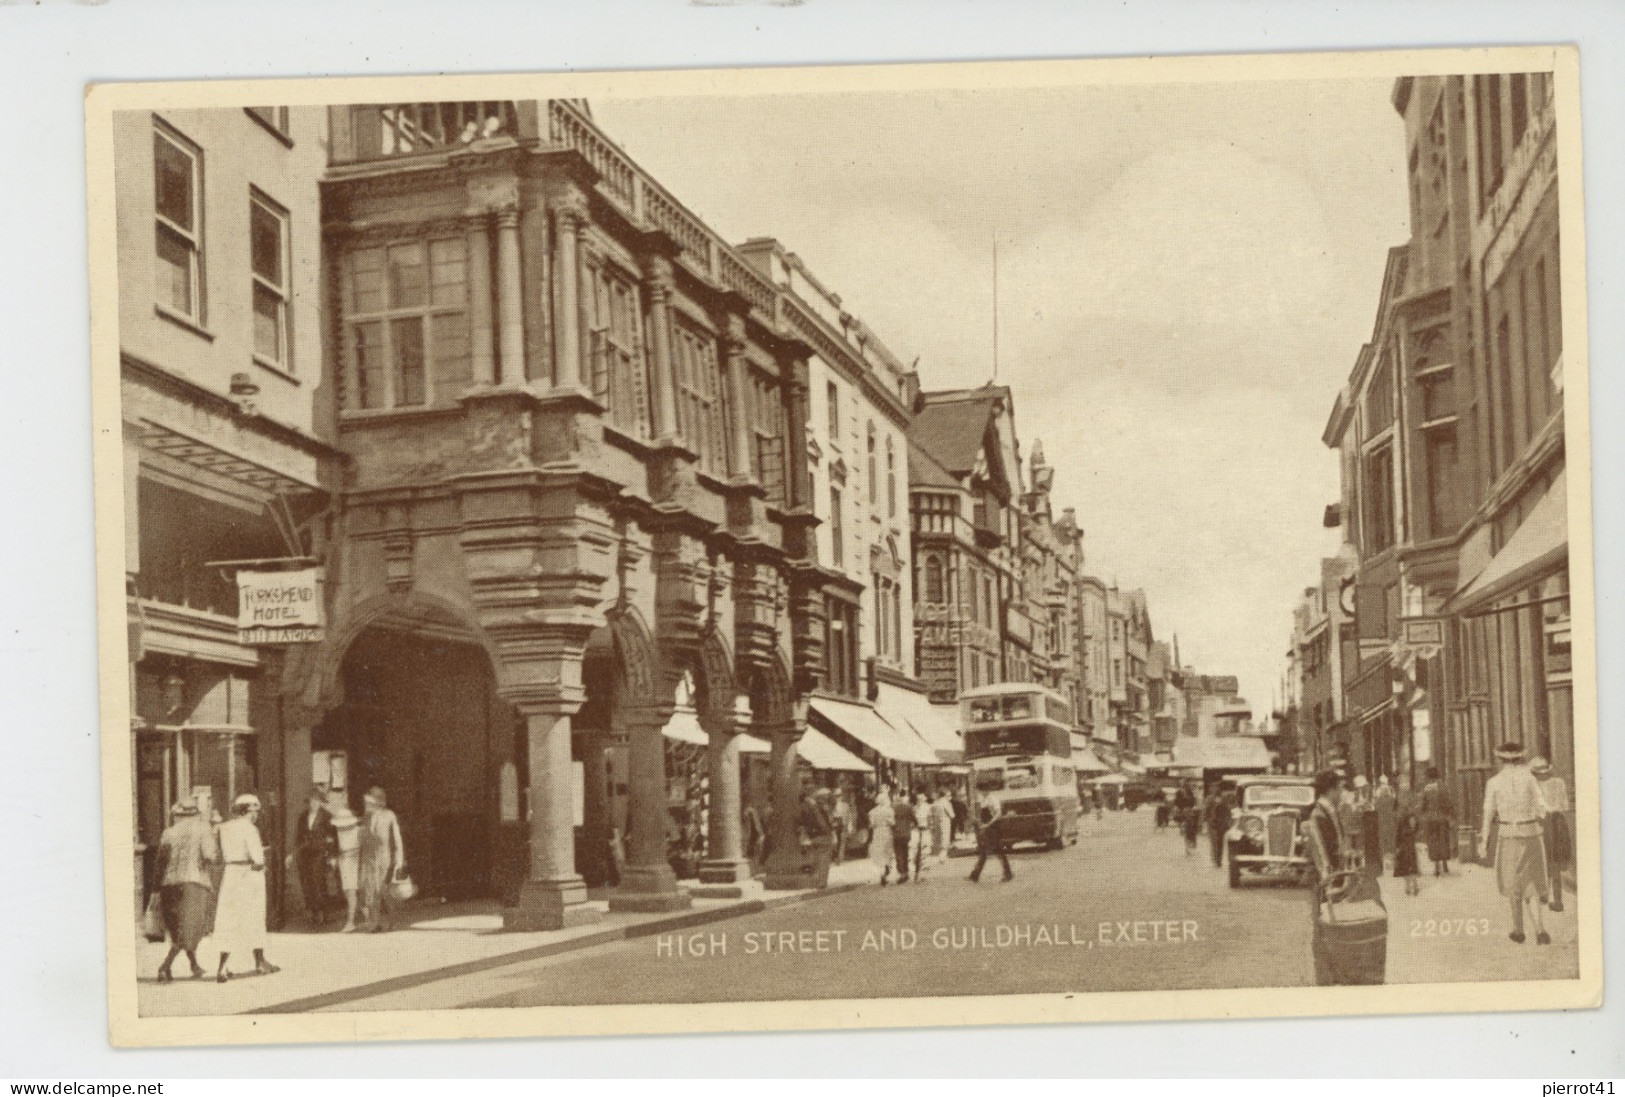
[389, 867, 417, 902]
[141, 892, 165, 942]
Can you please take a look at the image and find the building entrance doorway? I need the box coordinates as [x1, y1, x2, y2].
[318, 624, 519, 901]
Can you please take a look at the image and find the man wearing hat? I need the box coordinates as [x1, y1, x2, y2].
[1532, 757, 1572, 913]
[1478, 742, 1551, 945]
[213, 793, 281, 981]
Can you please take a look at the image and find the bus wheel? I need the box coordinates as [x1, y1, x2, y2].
[1046, 834, 1064, 851]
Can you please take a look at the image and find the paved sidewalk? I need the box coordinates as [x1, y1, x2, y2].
[135, 858, 881, 1017]
[1380, 858, 1579, 984]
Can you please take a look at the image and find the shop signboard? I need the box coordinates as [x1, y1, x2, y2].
[237, 567, 324, 644]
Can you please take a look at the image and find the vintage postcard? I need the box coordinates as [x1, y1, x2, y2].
[87, 46, 1599, 1047]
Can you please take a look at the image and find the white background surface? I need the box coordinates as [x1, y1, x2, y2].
[0, 0, 1618, 1077]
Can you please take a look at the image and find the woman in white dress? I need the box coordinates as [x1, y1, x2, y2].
[867, 789, 896, 885]
[212, 794, 280, 982]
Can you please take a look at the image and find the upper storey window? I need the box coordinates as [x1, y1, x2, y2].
[671, 320, 731, 477]
[344, 238, 469, 409]
[249, 191, 290, 370]
[154, 125, 203, 322]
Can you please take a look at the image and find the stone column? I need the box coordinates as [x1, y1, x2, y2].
[644, 254, 680, 444]
[694, 704, 750, 896]
[467, 216, 496, 387]
[505, 699, 600, 931]
[762, 716, 809, 890]
[577, 731, 614, 887]
[495, 207, 527, 387]
[609, 705, 692, 912]
[553, 203, 587, 392]
[721, 313, 756, 482]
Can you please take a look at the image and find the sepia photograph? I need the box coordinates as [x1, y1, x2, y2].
[84, 46, 1598, 1048]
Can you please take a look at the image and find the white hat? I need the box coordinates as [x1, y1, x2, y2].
[233, 793, 262, 812]
[1352, 775, 1369, 789]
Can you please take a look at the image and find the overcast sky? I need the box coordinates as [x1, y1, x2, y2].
[595, 78, 1411, 715]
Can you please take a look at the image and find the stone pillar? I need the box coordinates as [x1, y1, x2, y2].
[577, 731, 615, 887]
[495, 207, 527, 387]
[609, 705, 692, 912]
[553, 203, 587, 392]
[721, 313, 756, 483]
[505, 700, 601, 931]
[763, 716, 809, 890]
[644, 254, 680, 444]
[693, 705, 750, 896]
[467, 216, 496, 387]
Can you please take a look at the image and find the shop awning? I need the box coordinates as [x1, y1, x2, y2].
[810, 697, 940, 766]
[736, 728, 872, 772]
[875, 683, 963, 763]
[661, 709, 708, 747]
[1449, 472, 1568, 613]
[1172, 735, 1272, 771]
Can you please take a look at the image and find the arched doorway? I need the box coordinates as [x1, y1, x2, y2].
[316, 618, 521, 902]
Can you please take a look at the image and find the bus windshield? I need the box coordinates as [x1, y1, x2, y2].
[975, 768, 1005, 793]
[1004, 764, 1040, 790]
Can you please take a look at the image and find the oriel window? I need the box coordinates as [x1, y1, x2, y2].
[249, 191, 290, 369]
[154, 125, 202, 321]
[345, 237, 470, 410]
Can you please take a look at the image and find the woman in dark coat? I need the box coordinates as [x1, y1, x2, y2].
[1393, 805, 1422, 895]
[152, 798, 220, 982]
[1418, 767, 1455, 875]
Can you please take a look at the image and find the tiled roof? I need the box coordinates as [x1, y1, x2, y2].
[909, 390, 1000, 475]
[908, 438, 960, 489]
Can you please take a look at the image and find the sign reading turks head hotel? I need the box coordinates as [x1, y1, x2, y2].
[236, 568, 324, 645]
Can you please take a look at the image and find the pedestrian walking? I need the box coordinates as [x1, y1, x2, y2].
[329, 802, 361, 931]
[1418, 766, 1455, 875]
[212, 794, 279, 982]
[867, 789, 896, 885]
[1478, 742, 1551, 945]
[152, 797, 220, 982]
[1178, 782, 1200, 856]
[967, 799, 1013, 883]
[1375, 775, 1398, 868]
[287, 787, 337, 928]
[1532, 757, 1571, 913]
[891, 789, 918, 883]
[1155, 790, 1171, 830]
[950, 791, 969, 842]
[1093, 787, 1103, 821]
[1356, 777, 1382, 877]
[359, 787, 406, 934]
[910, 792, 931, 881]
[1393, 803, 1422, 896]
[828, 788, 853, 864]
[930, 789, 954, 863]
[1337, 779, 1363, 871]
[742, 800, 766, 876]
[1205, 786, 1234, 868]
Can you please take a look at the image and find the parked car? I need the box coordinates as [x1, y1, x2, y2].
[1225, 775, 1315, 888]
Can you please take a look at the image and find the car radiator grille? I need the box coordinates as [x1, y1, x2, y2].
[1266, 813, 1297, 857]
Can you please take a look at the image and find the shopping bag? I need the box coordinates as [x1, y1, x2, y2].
[389, 869, 418, 902]
[141, 892, 165, 942]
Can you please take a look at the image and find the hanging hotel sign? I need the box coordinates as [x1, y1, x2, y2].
[237, 567, 325, 644]
[1396, 616, 1446, 661]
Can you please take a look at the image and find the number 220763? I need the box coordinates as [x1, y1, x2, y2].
[1411, 918, 1492, 937]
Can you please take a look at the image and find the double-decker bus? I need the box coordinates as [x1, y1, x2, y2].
[960, 683, 1081, 850]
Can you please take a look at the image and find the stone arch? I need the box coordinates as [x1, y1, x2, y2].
[691, 625, 737, 728]
[606, 604, 660, 711]
[749, 648, 795, 733]
[315, 589, 501, 714]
